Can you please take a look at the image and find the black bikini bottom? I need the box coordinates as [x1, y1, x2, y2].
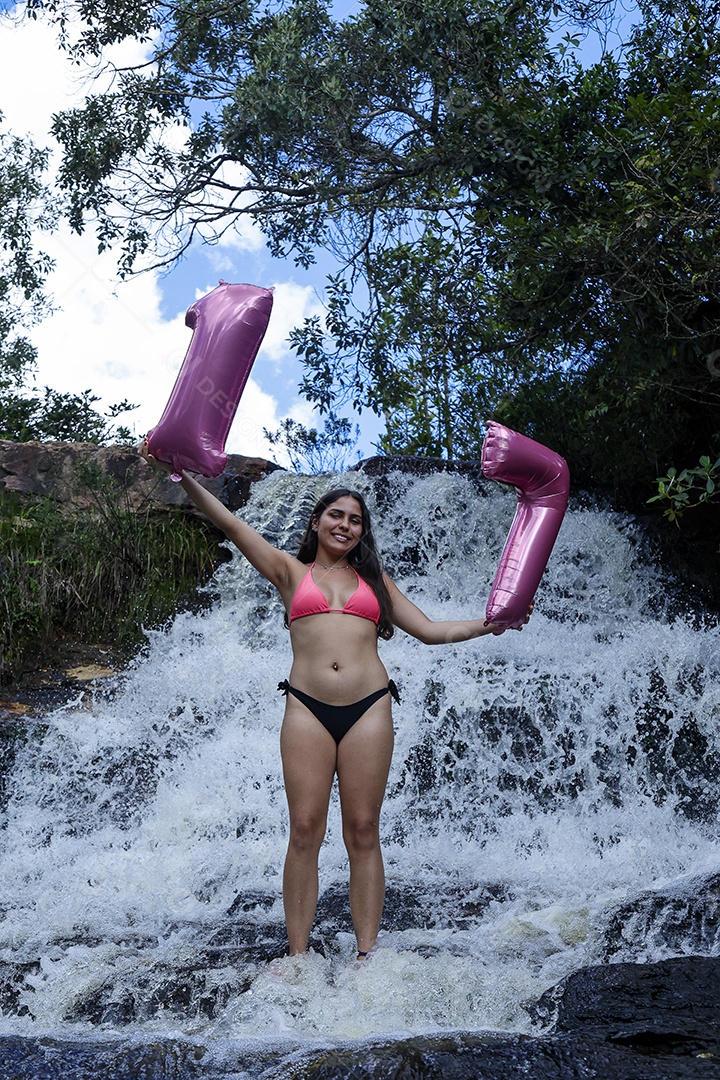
[278, 679, 400, 745]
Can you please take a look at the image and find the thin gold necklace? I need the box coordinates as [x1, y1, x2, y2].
[317, 563, 352, 570]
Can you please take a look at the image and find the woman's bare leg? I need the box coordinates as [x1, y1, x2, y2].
[280, 701, 337, 954]
[336, 698, 394, 955]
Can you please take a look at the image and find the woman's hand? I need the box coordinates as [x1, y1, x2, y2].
[137, 436, 173, 474]
[487, 601, 534, 635]
[517, 601, 534, 630]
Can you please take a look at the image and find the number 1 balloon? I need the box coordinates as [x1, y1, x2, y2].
[147, 281, 274, 480]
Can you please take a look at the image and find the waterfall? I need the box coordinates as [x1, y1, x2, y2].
[0, 467, 718, 1051]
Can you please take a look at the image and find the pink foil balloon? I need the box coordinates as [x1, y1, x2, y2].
[481, 421, 570, 632]
[147, 281, 274, 479]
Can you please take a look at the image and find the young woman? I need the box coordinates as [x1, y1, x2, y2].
[140, 441, 522, 960]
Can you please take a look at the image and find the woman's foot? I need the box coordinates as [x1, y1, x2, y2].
[267, 953, 308, 980]
[354, 945, 377, 967]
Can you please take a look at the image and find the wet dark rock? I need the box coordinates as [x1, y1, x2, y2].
[0, 717, 34, 814]
[311, 880, 512, 938]
[530, 955, 720, 1066]
[223, 881, 513, 953]
[0, 959, 40, 1018]
[65, 964, 247, 1026]
[273, 1030, 719, 1079]
[0, 1034, 212, 1079]
[10, 880, 522, 1034]
[207, 920, 288, 966]
[226, 890, 278, 917]
[600, 872, 720, 960]
[0, 641, 125, 720]
[1, 1025, 718, 1079]
[3, 956, 720, 1077]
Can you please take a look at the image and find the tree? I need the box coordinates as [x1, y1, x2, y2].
[263, 411, 361, 473]
[42, 0, 555, 271]
[0, 120, 56, 420]
[1, 386, 138, 443]
[482, 2, 720, 499]
[0, 112, 136, 443]
[26, 0, 720, 500]
[38, 0, 571, 444]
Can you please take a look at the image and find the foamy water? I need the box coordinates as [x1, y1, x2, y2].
[0, 468, 718, 1053]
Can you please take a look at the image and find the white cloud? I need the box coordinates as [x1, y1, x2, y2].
[201, 161, 268, 255]
[263, 281, 323, 362]
[0, 5, 331, 466]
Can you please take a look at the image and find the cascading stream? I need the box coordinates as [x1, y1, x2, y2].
[0, 467, 718, 1049]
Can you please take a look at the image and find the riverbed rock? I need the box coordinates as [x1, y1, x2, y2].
[0, 438, 282, 515]
[1, 956, 718, 1078]
[600, 871, 720, 961]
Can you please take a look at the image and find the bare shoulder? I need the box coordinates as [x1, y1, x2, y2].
[286, 556, 310, 587]
[383, 572, 408, 603]
[383, 572, 419, 616]
[382, 571, 399, 593]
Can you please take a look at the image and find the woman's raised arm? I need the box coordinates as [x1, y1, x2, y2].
[140, 441, 295, 589]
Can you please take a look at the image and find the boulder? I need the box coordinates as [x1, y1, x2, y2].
[0, 439, 282, 515]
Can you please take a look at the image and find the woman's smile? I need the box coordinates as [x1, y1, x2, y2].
[315, 497, 364, 556]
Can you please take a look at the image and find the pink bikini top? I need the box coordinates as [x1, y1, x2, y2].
[288, 564, 380, 626]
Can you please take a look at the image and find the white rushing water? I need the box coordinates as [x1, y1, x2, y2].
[0, 467, 719, 1052]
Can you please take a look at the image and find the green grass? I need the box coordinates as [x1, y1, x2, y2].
[0, 466, 225, 683]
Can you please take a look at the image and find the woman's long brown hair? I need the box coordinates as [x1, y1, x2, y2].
[293, 488, 395, 640]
